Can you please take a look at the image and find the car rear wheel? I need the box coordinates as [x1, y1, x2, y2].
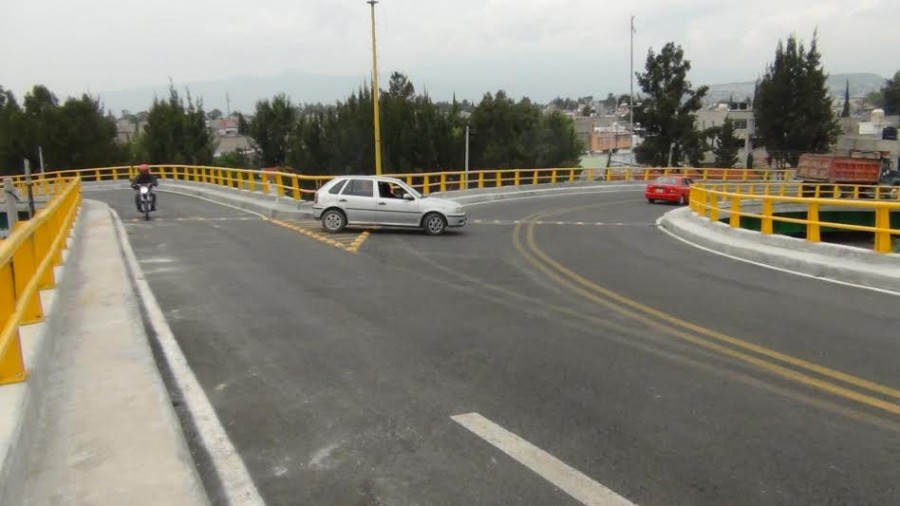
[322, 209, 346, 233]
[422, 212, 447, 236]
[647, 198, 655, 204]
[678, 194, 687, 205]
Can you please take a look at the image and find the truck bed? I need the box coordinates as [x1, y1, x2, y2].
[796, 154, 881, 184]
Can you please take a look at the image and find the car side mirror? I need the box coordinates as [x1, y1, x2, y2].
[403, 193, 415, 201]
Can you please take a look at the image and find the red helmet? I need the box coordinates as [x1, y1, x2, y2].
[138, 164, 150, 173]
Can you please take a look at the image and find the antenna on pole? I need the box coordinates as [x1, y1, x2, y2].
[629, 15, 635, 131]
[226, 93, 231, 117]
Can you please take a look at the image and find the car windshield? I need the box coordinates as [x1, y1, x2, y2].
[655, 177, 679, 185]
[392, 181, 422, 199]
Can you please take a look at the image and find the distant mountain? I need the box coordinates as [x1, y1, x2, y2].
[97, 71, 889, 116]
[703, 73, 886, 104]
[97, 71, 368, 115]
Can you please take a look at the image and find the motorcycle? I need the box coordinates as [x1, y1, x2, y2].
[135, 184, 156, 221]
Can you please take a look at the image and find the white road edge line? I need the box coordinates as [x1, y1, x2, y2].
[451, 413, 637, 506]
[155, 188, 271, 220]
[461, 189, 644, 207]
[655, 217, 900, 298]
[111, 208, 266, 506]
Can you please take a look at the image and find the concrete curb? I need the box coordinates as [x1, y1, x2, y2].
[0, 207, 82, 505]
[659, 207, 900, 293]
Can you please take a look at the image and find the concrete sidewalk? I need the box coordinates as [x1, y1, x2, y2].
[17, 200, 208, 505]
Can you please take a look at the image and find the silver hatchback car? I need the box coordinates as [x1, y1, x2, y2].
[312, 176, 467, 235]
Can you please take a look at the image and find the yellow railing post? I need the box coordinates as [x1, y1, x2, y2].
[478, 171, 485, 189]
[761, 198, 774, 234]
[440, 172, 447, 193]
[532, 170, 539, 185]
[853, 186, 860, 199]
[875, 186, 882, 200]
[550, 169, 557, 184]
[729, 194, 742, 228]
[874, 206, 892, 253]
[496, 171, 502, 188]
[33, 220, 55, 289]
[292, 175, 301, 200]
[406, 175, 413, 186]
[709, 192, 719, 222]
[569, 169, 576, 182]
[12, 233, 44, 324]
[422, 175, 430, 195]
[275, 174, 286, 197]
[514, 171, 520, 187]
[806, 202, 821, 243]
[0, 262, 26, 384]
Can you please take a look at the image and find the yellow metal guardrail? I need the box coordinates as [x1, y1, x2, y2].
[10, 166, 795, 201]
[0, 177, 81, 384]
[690, 182, 900, 253]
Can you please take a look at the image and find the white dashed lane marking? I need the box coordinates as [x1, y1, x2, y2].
[471, 219, 653, 227]
[452, 413, 637, 506]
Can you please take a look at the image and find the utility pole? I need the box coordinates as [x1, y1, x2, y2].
[38, 146, 45, 173]
[464, 123, 470, 176]
[368, 0, 383, 176]
[744, 117, 754, 169]
[23, 159, 34, 218]
[629, 15, 635, 131]
[226, 93, 231, 117]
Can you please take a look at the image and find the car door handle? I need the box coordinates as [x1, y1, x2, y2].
[338, 199, 347, 202]
[378, 202, 387, 205]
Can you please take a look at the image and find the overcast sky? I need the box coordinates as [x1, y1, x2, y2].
[2, 0, 896, 108]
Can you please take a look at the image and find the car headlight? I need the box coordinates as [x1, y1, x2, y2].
[454, 207, 464, 215]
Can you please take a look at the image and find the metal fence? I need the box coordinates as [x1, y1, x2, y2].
[690, 182, 900, 253]
[0, 177, 81, 384]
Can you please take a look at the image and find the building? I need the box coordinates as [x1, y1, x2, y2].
[834, 109, 900, 168]
[694, 102, 755, 167]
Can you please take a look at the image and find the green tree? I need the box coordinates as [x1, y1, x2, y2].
[881, 71, 900, 115]
[0, 87, 28, 174]
[602, 93, 617, 114]
[236, 112, 250, 135]
[711, 118, 740, 167]
[46, 95, 121, 169]
[250, 94, 296, 167]
[633, 42, 708, 166]
[754, 33, 840, 166]
[140, 86, 215, 165]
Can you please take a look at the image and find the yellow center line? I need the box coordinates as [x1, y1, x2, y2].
[512, 205, 900, 417]
[267, 219, 369, 255]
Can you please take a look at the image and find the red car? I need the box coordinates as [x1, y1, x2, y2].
[646, 176, 693, 205]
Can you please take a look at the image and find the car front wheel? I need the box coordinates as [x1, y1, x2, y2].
[322, 209, 346, 233]
[422, 212, 447, 236]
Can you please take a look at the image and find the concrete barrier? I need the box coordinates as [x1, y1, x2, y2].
[660, 207, 900, 293]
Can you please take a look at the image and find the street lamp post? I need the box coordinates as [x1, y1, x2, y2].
[465, 123, 470, 175]
[367, 0, 383, 175]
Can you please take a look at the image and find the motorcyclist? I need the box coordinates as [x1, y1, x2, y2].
[131, 164, 158, 212]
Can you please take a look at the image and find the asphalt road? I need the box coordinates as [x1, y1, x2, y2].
[90, 187, 900, 506]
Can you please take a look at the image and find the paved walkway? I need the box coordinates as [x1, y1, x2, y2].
[19, 200, 207, 505]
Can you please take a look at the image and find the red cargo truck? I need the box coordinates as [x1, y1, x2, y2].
[796, 153, 900, 196]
